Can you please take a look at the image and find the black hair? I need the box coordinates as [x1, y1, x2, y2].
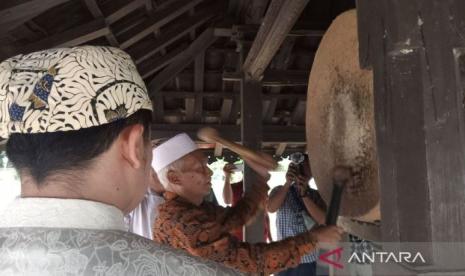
[6, 109, 152, 184]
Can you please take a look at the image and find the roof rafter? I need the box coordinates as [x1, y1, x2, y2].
[0, 0, 70, 35]
[242, 0, 309, 80]
[118, 0, 204, 49]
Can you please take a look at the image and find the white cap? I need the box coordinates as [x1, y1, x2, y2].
[152, 133, 198, 172]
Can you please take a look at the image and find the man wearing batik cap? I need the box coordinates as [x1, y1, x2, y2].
[152, 133, 344, 275]
[0, 46, 240, 275]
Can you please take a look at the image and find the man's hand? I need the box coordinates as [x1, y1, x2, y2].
[285, 165, 298, 184]
[312, 225, 344, 249]
[223, 163, 236, 176]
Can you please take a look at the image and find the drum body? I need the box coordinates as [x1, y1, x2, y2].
[306, 10, 380, 222]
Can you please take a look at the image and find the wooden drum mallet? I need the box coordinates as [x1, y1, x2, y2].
[197, 127, 278, 170]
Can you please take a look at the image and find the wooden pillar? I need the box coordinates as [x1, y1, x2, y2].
[357, 0, 465, 273]
[241, 77, 264, 243]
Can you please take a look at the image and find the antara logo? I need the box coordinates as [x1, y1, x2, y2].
[348, 252, 426, 264]
[318, 248, 427, 269]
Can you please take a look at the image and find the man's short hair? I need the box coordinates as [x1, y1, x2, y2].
[6, 110, 152, 184]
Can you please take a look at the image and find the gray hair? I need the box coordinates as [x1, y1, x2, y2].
[157, 158, 186, 189]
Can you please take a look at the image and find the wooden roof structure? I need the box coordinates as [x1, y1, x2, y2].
[0, 0, 355, 161]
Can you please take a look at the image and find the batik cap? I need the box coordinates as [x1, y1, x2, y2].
[0, 46, 153, 139]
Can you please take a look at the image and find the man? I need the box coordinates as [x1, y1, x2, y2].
[152, 133, 343, 274]
[0, 46, 239, 275]
[267, 153, 326, 276]
[125, 167, 165, 239]
[222, 162, 272, 242]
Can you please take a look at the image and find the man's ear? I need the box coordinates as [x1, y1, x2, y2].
[167, 170, 182, 186]
[120, 124, 145, 169]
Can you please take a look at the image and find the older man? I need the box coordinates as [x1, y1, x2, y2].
[152, 133, 344, 275]
[0, 46, 240, 275]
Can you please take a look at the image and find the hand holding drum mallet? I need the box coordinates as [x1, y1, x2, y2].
[197, 127, 278, 172]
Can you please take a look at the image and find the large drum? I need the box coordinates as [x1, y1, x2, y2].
[306, 10, 380, 222]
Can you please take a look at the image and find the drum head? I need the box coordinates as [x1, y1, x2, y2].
[306, 10, 379, 221]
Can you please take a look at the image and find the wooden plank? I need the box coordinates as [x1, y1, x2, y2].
[291, 100, 306, 124]
[220, 99, 233, 122]
[106, 0, 145, 25]
[241, 78, 264, 243]
[359, 0, 465, 273]
[118, 0, 203, 49]
[193, 51, 205, 122]
[148, 28, 218, 96]
[0, 0, 70, 34]
[242, 0, 309, 80]
[265, 37, 295, 123]
[160, 91, 236, 99]
[82, 0, 103, 17]
[138, 44, 187, 79]
[81, 0, 119, 47]
[214, 26, 325, 37]
[223, 70, 308, 86]
[21, 18, 108, 53]
[130, 7, 216, 64]
[151, 124, 305, 142]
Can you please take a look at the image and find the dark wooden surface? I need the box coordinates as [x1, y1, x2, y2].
[357, 0, 465, 272]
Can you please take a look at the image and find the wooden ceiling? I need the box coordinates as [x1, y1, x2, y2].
[0, 0, 355, 160]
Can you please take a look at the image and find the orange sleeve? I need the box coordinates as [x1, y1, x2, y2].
[219, 176, 269, 233]
[173, 213, 318, 274]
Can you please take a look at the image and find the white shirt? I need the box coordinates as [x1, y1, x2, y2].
[125, 189, 165, 239]
[0, 197, 126, 230]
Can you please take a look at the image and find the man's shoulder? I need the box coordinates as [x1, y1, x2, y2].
[0, 227, 242, 275]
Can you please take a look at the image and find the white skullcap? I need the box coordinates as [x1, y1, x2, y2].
[152, 133, 198, 172]
[0, 46, 152, 139]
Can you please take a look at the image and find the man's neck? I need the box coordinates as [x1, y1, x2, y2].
[173, 191, 204, 206]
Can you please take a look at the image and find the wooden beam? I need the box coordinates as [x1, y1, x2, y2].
[220, 99, 234, 123]
[148, 28, 218, 98]
[0, 0, 70, 34]
[145, 0, 153, 11]
[193, 51, 205, 122]
[157, 90, 304, 100]
[151, 124, 305, 142]
[81, 0, 119, 47]
[241, 78, 264, 243]
[129, 7, 216, 64]
[21, 18, 109, 53]
[106, 0, 145, 25]
[82, 0, 103, 17]
[242, 0, 309, 80]
[139, 44, 187, 79]
[118, 0, 203, 49]
[214, 26, 325, 37]
[223, 70, 308, 86]
[265, 37, 295, 123]
[275, 143, 287, 156]
[291, 100, 306, 125]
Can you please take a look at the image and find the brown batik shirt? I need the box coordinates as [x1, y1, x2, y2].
[153, 178, 318, 274]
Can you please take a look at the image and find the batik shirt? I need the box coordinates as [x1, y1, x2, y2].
[153, 180, 318, 274]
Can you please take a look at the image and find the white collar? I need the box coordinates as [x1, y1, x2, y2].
[0, 197, 126, 231]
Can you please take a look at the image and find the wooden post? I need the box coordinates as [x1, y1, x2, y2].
[241, 77, 264, 243]
[357, 0, 465, 273]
